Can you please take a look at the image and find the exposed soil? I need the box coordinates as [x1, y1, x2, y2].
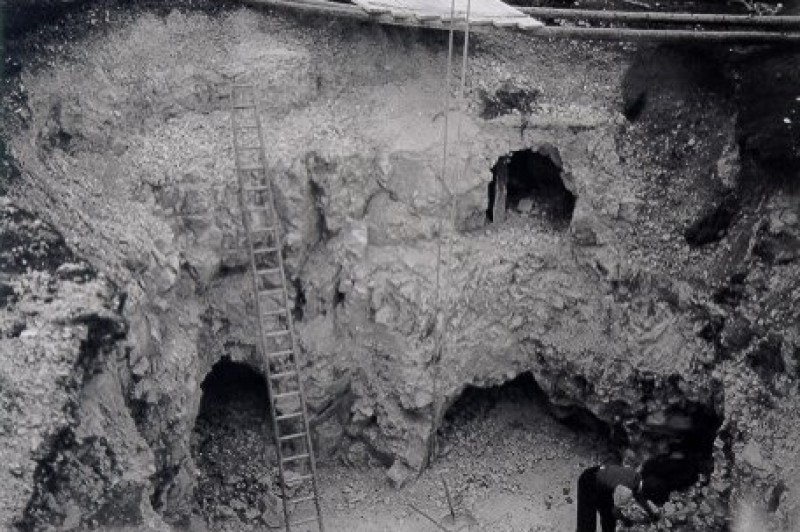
[319, 375, 614, 532]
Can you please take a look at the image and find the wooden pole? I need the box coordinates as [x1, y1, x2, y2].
[528, 25, 800, 41]
[442, 475, 456, 520]
[408, 503, 450, 532]
[515, 6, 800, 26]
[493, 157, 508, 224]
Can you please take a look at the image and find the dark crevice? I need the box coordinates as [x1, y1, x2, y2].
[305, 152, 335, 241]
[711, 272, 747, 308]
[767, 480, 786, 513]
[0, 282, 17, 308]
[1, 137, 23, 195]
[684, 192, 740, 247]
[754, 230, 800, 265]
[0, 204, 78, 275]
[334, 288, 346, 307]
[746, 334, 785, 386]
[479, 83, 540, 120]
[308, 179, 331, 240]
[149, 461, 181, 518]
[218, 263, 249, 277]
[293, 279, 306, 321]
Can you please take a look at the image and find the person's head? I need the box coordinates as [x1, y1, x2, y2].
[639, 476, 670, 506]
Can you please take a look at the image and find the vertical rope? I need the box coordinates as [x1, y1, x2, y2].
[430, 0, 474, 467]
[459, 0, 473, 104]
[430, 0, 458, 466]
[435, 0, 456, 307]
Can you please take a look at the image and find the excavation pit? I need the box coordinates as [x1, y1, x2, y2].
[5, 4, 799, 531]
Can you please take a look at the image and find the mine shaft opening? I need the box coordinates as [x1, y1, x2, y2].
[486, 148, 576, 227]
[191, 357, 279, 526]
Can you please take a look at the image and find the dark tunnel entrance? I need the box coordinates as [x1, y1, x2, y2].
[639, 402, 723, 497]
[486, 148, 576, 227]
[191, 357, 280, 527]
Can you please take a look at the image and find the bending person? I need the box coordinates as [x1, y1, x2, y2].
[576, 464, 666, 532]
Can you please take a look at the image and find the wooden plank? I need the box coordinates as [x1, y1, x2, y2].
[351, 0, 543, 26]
[492, 158, 508, 224]
[242, 0, 800, 41]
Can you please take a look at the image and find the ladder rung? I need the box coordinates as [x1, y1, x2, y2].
[268, 349, 294, 358]
[250, 225, 276, 232]
[254, 246, 278, 254]
[282, 453, 310, 463]
[289, 495, 317, 504]
[264, 329, 290, 338]
[262, 308, 287, 317]
[256, 267, 281, 276]
[279, 432, 307, 442]
[276, 411, 304, 421]
[244, 185, 271, 192]
[271, 370, 297, 379]
[289, 515, 320, 526]
[283, 474, 313, 485]
[274, 390, 300, 399]
[259, 288, 284, 296]
[237, 159, 263, 167]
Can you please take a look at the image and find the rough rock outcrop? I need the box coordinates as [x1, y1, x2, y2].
[0, 200, 157, 530]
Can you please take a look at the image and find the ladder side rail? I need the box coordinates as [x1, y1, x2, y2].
[252, 92, 325, 532]
[275, 224, 325, 530]
[231, 86, 293, 529]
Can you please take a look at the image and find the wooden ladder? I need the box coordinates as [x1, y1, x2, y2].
[230, 83, 325, 532]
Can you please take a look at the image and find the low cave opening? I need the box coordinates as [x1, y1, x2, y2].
[191, 356, 279, 526]
[486, 148, 576, 227]
[436, 372, 617, 505]
[437, 372, 724, 515]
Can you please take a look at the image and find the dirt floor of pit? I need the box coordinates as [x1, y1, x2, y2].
[185, 382, 614, 532]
